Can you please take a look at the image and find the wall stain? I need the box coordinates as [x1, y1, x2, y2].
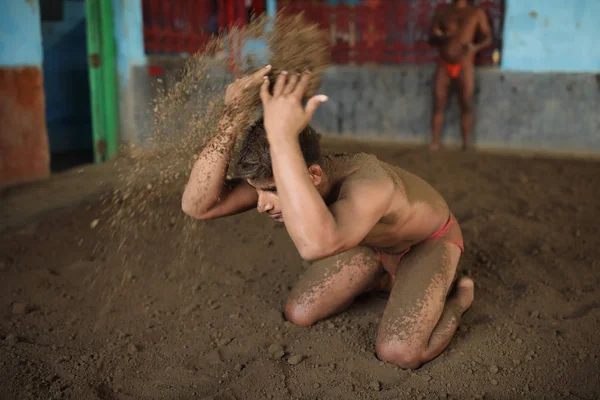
[529, 10, 538, 19]
[24, 0, 37, 12]
[0, 67, 50, 184]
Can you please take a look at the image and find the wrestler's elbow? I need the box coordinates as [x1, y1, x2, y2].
[298, 244, 328, 262]
[181, 196, 196, 217]
[297, 235, 347, 261]
[181, 201, 204, 220]
[300, 249, 330, 262]
[181, 195, 210, 220]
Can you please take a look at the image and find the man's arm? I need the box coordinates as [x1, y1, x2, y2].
[181, 113, 257, 220]
[269, 138, 394, 260]
[428, 9, 446, 47]
[260, 73, 394, 260]
[181, 65, 271, 219]
[473, 9, 493, 51]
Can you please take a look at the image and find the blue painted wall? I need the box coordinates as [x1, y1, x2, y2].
[41, 0, 92, 153]
[0, 0, 43, 66]
[502, 0, 600, 72]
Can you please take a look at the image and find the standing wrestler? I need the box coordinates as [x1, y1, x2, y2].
[428, 0, 492, 150]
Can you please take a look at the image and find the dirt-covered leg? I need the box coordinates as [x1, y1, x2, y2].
[375, 239, 473, 369]
[457, 62, 475, 150]
[284, 246, 383, 327]
[430, 63, 451, 151]
[423, 275, 474, 357]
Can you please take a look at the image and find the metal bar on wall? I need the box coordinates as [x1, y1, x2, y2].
[85, 0, 105, 163]
[85, 0, 120, 163]
[99, 0, 120, 160]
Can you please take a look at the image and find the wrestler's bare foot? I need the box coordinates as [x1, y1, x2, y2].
[429, 142, 441, 151]
[452, 276, 475, 313]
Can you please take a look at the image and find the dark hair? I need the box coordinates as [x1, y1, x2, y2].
[235, 118, 321, 181]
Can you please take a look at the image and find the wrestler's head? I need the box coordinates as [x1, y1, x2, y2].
[236, 118, 323, 222]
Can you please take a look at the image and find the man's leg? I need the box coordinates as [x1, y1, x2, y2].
[457, 63, 475, 150]
[430, 63, 451, 151]
[375, 238, 474, 369]
[285, 246, 383, 327]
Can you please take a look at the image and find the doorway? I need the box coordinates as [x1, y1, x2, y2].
[41, 0, 94, 172]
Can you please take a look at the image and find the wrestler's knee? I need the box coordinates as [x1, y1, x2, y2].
[375, 338, 424, 370]
[283, 296, 318, 327]
[433, 100, 447, 114]
[459, 98, 474, 113]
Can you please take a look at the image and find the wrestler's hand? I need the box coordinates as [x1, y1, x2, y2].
[463, 43, 477, 57]
[260, 71, 328, 140]
[224, 64, 272, 108]
[433, 26, 445, 37]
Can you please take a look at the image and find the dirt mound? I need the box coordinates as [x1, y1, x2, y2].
[0, 138, 599, 399]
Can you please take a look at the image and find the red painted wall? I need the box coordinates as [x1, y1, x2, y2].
[0, 67, 50, 187]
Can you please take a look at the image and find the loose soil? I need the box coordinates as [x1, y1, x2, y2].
[1, 138, 599, 400]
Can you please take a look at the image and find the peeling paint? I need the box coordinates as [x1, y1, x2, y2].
[0, 1, 43, 66]
[0, 66, 50, 185]
[502, 1, 600, 72]
[566, 81, 576, 93]
[24, 0, 37, 12]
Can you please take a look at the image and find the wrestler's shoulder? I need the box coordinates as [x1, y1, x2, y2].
[471, 5, 486, 17]
[326, 152, 385, 173]
[332, 152, 401, 188]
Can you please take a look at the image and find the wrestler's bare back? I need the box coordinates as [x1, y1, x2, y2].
[322, 152, 450, 254]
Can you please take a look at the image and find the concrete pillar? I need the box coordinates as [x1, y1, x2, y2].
[266, 0, 276, 17]
[0, 0, 50, 187]
[112, 0, 150, 146]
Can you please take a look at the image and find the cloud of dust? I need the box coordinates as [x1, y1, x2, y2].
[93, 12, 330, 305]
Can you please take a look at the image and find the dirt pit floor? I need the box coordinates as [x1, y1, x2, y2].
[1, 137, 599, 400]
